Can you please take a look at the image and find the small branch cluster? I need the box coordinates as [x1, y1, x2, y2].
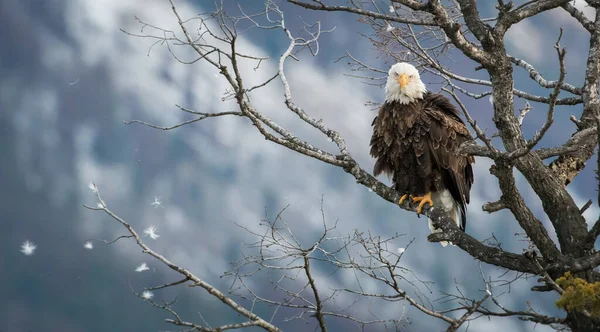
[225, 204, 550, 331]
[225, 203, 409, 329]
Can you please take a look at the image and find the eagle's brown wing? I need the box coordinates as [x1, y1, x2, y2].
[370, 101, 400, 180]
[422, 93, 474, 229]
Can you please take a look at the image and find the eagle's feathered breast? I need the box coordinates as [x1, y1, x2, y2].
[370, 91, 474, 229]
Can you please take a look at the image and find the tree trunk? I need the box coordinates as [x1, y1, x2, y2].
[569, 312, 600, 332]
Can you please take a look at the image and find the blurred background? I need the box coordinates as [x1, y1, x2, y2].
[1, 0, 597, 331]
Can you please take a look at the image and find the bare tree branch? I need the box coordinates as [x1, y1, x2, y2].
[509, 55, 581, 95]
[505, 29, 567, 160]
[303, 253, 327, 331]
[124, 110, 243, 131]
[536, 126, 598, 159]
[496, 0, 571, 35]
[562, 2, 595, 32]
[84, 187, 281, 332]
[549, 8, 600, 188]
[287, 0, 437, 26]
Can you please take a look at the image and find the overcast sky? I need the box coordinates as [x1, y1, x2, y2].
[1, 1, 597, 331]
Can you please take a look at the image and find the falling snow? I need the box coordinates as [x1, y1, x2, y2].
[150, 196, 163, 208]
[141, 290, 154, 300]
[135, 263, 149, 272]
[84, 241, 94, 249]
[488, 95, 494, 106]
[386, 24, 394, 32]
[397, 247, 405, 254]
[389, 5, 395, 13]
[144, 226, 160, 240]
[88, 182, 98, 193]
[21, 240, 37, 256]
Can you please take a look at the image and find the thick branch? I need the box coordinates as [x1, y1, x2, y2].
[497, 0, 571, 35]
[562, 2, 595, 32]
[549, 9, 600, 189]
[536, 127, 597, 159]
[474, 21, 586, 256]
[513, 157, 589, 256]
[489, 162, 561, 261]
[547, 250, 600, 274]
[482, 21, 588, 256]
[475, 307, 565, 326]
[455, 0, 492, 44]
[392, 0, 428, 11]
[336, 160, 540, 273]
[427, 0, 491, 65]
[586, 217, 600, 245]
[425, 209, 539, 274]
[287, 0, 437, 26]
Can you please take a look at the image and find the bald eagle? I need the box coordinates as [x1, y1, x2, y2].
[370, 63, 474, 246]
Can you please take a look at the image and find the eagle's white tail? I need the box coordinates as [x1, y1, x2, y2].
[428, 189, 460, 247]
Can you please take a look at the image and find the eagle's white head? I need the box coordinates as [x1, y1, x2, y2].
[385, 62, 426, 104]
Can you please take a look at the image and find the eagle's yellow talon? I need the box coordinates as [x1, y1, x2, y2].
[398, 194, 409, 205]
[412, 192, 433, 214]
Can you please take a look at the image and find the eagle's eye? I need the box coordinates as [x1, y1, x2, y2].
[409, 75, 414, 78]
[394, 72, 399, 77]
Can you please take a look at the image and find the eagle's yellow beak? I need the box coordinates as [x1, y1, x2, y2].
[398, 73, 409, 89]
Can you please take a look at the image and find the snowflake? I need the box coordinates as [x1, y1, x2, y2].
[150, 196, 163, 208]
[21, 240, 37, 256]
[386, 24, 395, 32]
[389, 5, 395, 13]
[141, 290, 154, 300]
[84, 241, 94, 250]
[488, 95, 494, 106]
[88, 182, 98, 193]
[135, 263, 149, 272]
[144, 226, 160, 240]
[397, 247, 406, 254]
[96, 199, 106, 208]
